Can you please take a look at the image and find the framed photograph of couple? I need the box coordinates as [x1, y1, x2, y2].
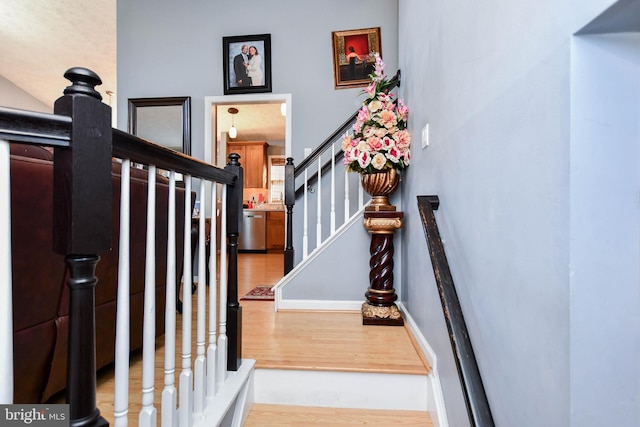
[331, 27, 382, 89]
[223, 33, 272, 95]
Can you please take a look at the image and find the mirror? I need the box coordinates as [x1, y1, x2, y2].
[128, 96, 191, 155]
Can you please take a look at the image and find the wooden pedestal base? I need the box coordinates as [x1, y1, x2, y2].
[362, 302, 404, 326]
[362, 210, 404, 326]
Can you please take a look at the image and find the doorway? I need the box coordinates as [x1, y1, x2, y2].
[204, 94, 292, 168]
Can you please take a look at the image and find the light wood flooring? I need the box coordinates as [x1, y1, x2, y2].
[60, 252, 432, 425]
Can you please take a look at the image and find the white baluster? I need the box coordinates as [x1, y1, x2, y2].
[207, 184, 218, 397]
[139, 164, 157, 427]
[194, 180, 207, 413]
[114, 159, 131, 427]
[358, 177, 364, 209]
[316, 156, 322, 248]
[330, 143, 336, 234]
[0, 140, 13, 404]
[303, 169, 309, 258]
[179, 175, 193, 427]
[344, 169, 350, 225]
[161, 172, 178, 427]
[217, 185, 229, 389]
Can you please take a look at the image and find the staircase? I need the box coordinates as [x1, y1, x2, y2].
[235, 253, 434, 425]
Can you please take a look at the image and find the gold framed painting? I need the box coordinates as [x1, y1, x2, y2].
[331, 27, 382, 89]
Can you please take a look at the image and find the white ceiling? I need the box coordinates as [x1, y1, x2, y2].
[216, 102, 286, 144]
[0, 0, 117, 107]
[0, 0, 286, 142]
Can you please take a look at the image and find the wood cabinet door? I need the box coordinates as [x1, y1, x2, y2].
[227, 142, 266, 188]
[244, 144, 266, 188]
[266, 211, 285, 250]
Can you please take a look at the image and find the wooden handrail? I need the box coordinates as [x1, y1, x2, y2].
[417, 195, 495, 427]
[0, 67, 244, 425]
[113, 129, 237, 185]
[0, 106, 72, 147]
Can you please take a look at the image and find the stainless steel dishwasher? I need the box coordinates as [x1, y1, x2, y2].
[239, 210, 266, 251]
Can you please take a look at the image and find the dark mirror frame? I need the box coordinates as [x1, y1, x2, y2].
[128, 96, 192, 155]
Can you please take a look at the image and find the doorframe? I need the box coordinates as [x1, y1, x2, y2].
[203, 93, 292, 167]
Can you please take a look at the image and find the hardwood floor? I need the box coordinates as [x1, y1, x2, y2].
[245, 404, 433, 426]
[63, 252, 432, 425]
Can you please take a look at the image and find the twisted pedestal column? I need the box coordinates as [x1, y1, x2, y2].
[362, 211, 404, 326]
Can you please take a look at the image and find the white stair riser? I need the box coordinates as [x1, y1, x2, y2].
[253, 369, 429, 411]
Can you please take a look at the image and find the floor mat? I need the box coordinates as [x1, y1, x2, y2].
[240, 285, 275, 301]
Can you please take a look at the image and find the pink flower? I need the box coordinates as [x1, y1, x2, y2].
[393, 130, 411, 150]
[372, 53, 386, 82]
[377, 92, 394, 103]
[367, 136, 382, 151]
[341, 134, 352, 151]
[377, 109, 397, 129]
[396, 99, 409, 121]
[364, 82, 377, 98]
[357, 105, 370, 122]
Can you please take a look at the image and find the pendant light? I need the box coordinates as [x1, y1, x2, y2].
[228, 107, 238, 139]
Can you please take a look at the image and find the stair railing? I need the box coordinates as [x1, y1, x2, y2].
[284, 71, 400, 274]
[417, 195, 495, 427]
[0, 67, 248, 427]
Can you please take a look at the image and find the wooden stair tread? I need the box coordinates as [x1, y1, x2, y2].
[245, 403, 433, 426]
[242, 303, 431, 375]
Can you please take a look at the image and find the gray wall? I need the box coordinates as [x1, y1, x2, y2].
[570, 32, 640, 426]
[398, 1, 639, 426]
[117, 0, 398, 165]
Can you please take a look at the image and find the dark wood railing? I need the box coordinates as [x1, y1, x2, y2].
[0, 67, 243, 426]
[417, 195, 495, 427]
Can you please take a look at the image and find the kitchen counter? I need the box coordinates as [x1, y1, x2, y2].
[243, 203, 285, 212]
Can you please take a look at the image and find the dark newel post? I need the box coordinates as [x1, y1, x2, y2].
[53, 68, 111, 427]
[283, 157, 295, 274]
[225, 153, 243, 371]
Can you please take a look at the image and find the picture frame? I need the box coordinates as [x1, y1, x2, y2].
[223, 33, 272, 95]
[128, 96, 191, 155]
[331, 27, 382, 89]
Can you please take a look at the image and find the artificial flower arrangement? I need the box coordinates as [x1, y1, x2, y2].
[341, 53, 411, 174]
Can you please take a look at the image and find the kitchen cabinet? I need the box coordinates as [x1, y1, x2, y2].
[266, 210, 285, 251]
[227, 141, 267, 188]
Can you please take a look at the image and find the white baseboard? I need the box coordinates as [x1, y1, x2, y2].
[275, 298, 363, 311]
[253, 369, 429, 411]
[398, 302, 449, 427]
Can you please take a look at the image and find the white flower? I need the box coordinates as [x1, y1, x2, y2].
[371, 153, 387, 170]
[368, 100, 382, 113]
